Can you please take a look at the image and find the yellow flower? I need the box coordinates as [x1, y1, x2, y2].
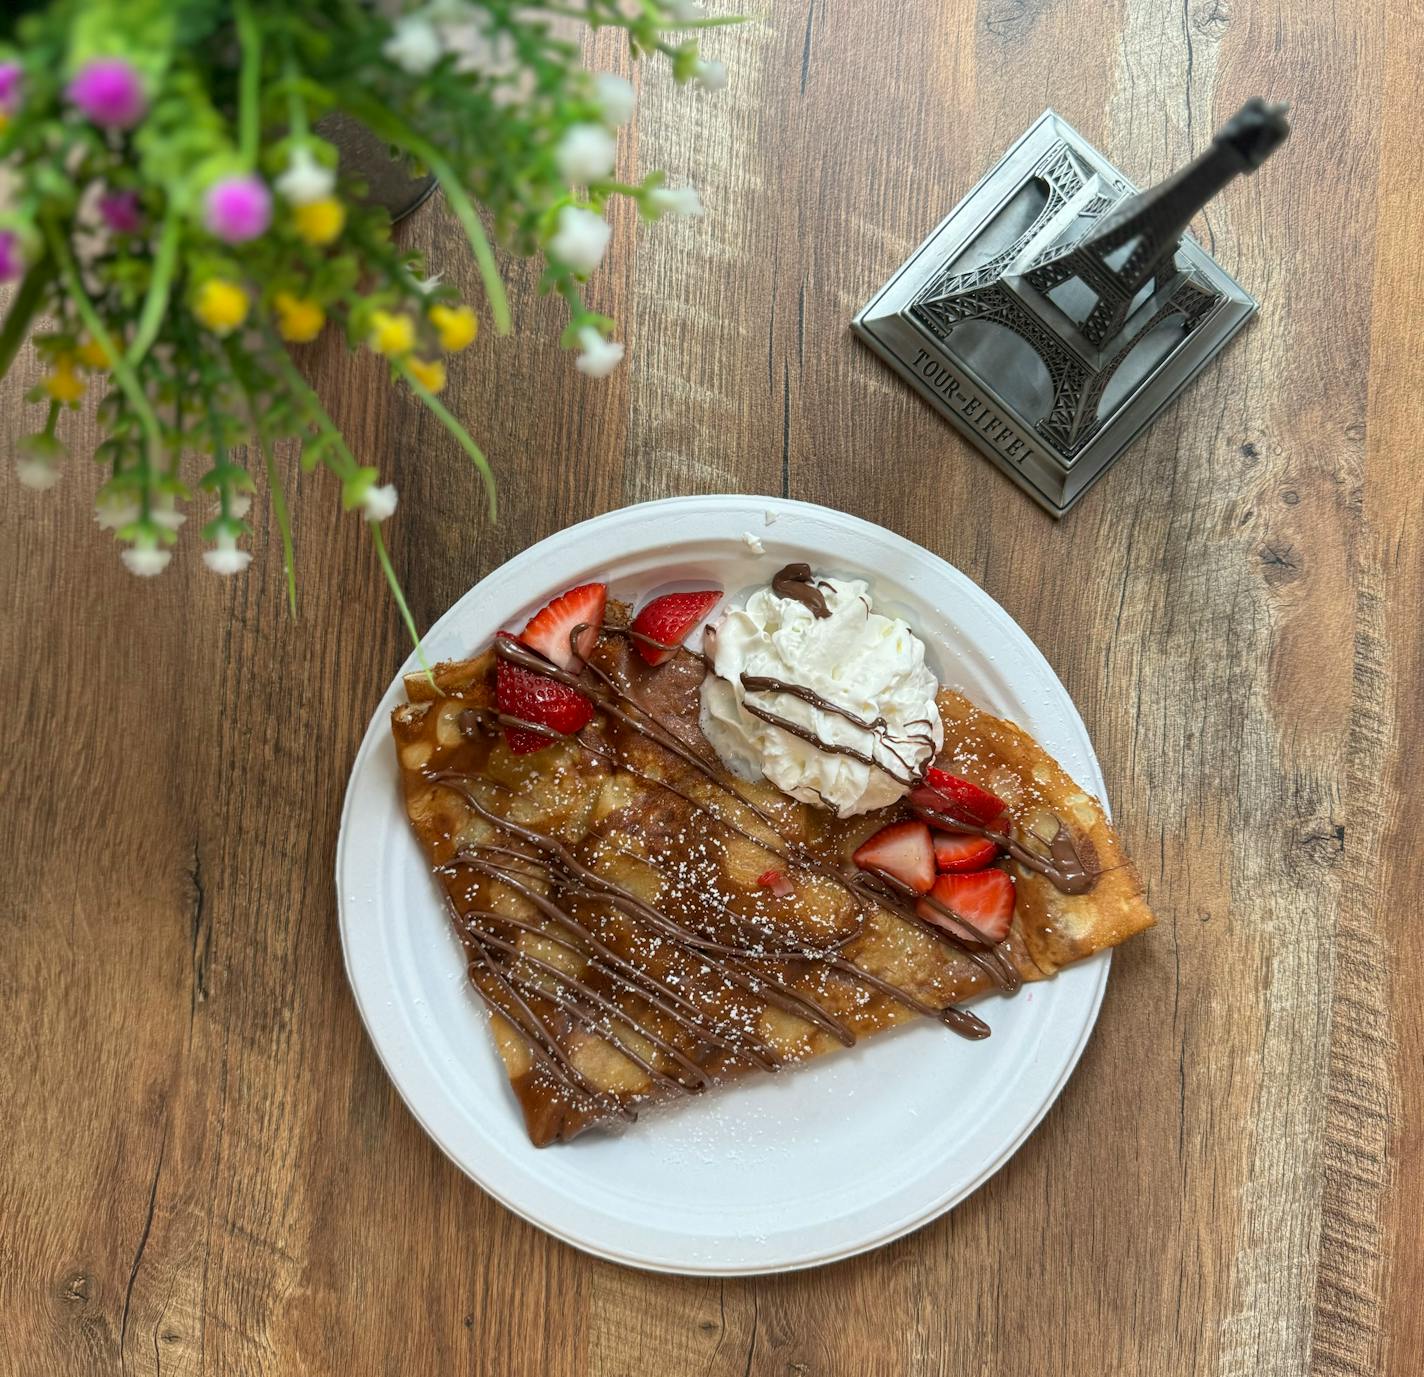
[43, 356, 86, 404]
[291, 197, 346, 247]
[367, 309, 415, 358]
[273, 292, 325, 344]
[75, 336, 111, 370]
[405, 356, 447, 394]
[194, 278, 250, 336]
[428, 303, 478, 352]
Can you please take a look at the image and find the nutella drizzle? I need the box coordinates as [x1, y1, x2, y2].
[771, 562, 831, 618]
[739, 672, 935, 780]
[453, 858, 786, 1072]
[738, 698, 921, 789]
[417, 611, 1095, 1120]
[463, 914, 715, 1091]
[599, 622, 682, 655]
[910, 805, 1097, 895]
[460, 702, 853, 908]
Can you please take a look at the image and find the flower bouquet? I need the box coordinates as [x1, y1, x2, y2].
[0, 0, 731, 644]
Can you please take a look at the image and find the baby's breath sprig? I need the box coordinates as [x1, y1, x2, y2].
[0, 0, 738, 649]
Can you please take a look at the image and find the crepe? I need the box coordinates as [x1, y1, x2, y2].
[390, 608, 1154, 1146]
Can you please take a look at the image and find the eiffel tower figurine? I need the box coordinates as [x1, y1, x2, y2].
[854, 102, 1289, 515]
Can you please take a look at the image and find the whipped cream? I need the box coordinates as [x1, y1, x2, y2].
[699, 572, 942, 817]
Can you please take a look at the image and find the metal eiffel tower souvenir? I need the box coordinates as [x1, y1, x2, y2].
[853, 101, 1290, 515]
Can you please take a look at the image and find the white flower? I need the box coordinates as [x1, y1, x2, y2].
[203, 530, 253, 575]
[15, 434, 64, 489]
[649, 184, 704, 217]
[151, 502, 186, 532]
[275, 145, 336, 206]
[121, 538, 171, 577]
[548, 205, 611, 276]
[362, 482, 399, 521]
[95, 493, 140, 530]
[15, 455, 61, 489]
[555, 124, 617, 185]
[593, 73, 635, 127]
[692, 59, 727, 91]
[383, 15, 443, 75]
[410, 271, 444, 297]
[574, 326, 625, 378]
[439, 15, 516, 78]
[212, 492, 252, 519]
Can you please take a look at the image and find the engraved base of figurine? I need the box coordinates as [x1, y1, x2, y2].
[852, 110, 1256, 517]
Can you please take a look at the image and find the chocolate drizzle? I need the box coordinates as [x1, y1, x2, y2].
[771, 562, 831, 618]
[740, 673, 936, 763]
[740, 699, 920, 786]
[598, 622, 681, 655]
[849, 870, 1022, 994]
[734, 674, 932, 790]
[910, 804, 1098, 895]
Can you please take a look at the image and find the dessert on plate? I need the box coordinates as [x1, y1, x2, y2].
[390, 562, 1154, 1146]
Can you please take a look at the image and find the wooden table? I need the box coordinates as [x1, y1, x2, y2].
[3, 2, 1420, 1373]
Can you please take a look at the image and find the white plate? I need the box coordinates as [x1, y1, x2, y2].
[337, 495, 1112, 1275]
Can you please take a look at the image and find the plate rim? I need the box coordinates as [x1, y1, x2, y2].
[336, 494, 1112, 1275]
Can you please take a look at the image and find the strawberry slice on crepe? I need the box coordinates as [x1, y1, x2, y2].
[933, 833, 999, 872]
[910, 767, 1007, 827]
[494, 633, 594, 753]
[917, 869, 1016, 945]
[520, 582, 607, 671]
[630, 590, 721, 665]
[853, 820, 936, 895]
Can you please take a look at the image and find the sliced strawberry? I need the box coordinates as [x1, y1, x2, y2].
[757, 868, 794, 898]
[630, 589, 722, 665]
[911, 767, 1007, 827]
[495, 635, 595, 753]
[915, 869, 1015, 945]
[520, 582, 607, 671]
[852, 820, 935, 896]
[933, 832, 999, 873]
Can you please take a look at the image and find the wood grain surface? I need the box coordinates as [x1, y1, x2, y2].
[2, 2, 1419, 1374]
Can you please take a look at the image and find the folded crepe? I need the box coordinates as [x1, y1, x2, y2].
[391, 608, 1154, 1146]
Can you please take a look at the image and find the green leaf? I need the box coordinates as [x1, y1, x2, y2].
[0, 254, 53, 381]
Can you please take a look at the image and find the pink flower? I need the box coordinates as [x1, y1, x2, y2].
[98, 189, 143, 235]
[0, 230, 22, 283]
[0, 62, 22, 115]
[66, 58, 147, 130]
[203, 175, 271, 244]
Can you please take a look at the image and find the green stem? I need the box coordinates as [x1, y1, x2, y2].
[44, 220, 162, 519]
[556, 276, 587, 317]
[230, 343, 298, 615]
[368, 521, 430, 675]
[283, 56, 309, 141]
[269, 344, 361, 475]
[235, 0, 263, 166]
[394, 360, 497, 520]
[169, 386, 184, 480]
[0, 255, 54, 382]
[126, 206, 180, 366]
[270, 341, 429, 666]
[257, 427, 297, 616]
[340, 92, 511, 335]
[43, 398, 60, 438]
